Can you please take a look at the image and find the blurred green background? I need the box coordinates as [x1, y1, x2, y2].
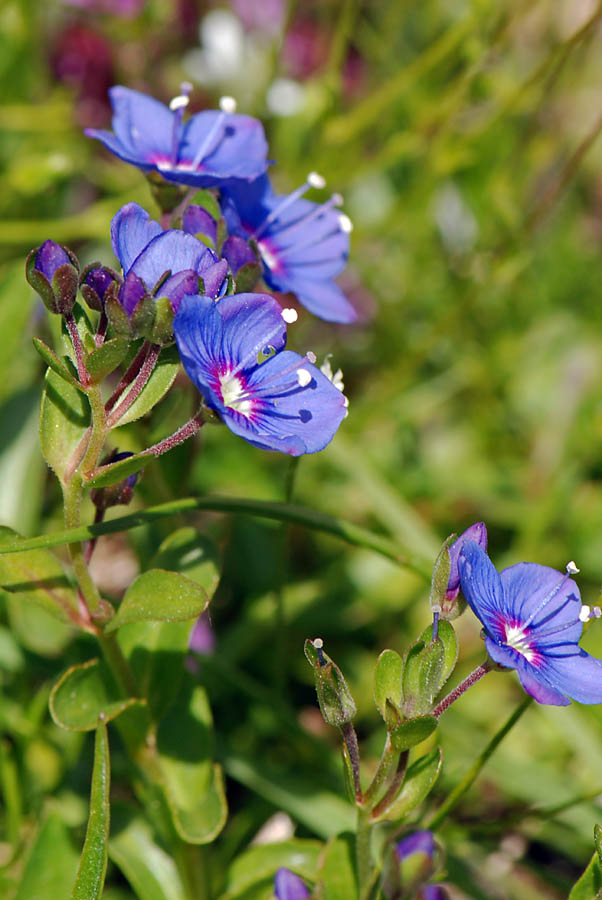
[3, 0, 602, 897]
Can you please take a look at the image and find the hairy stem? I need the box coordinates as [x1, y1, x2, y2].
[64, 313, 89, 386]
[105, 342, 150, 411]
[106, 343, 161, 427]
[432, 661, 491, 718]
[370, 750, 408, 820]
[146, 412, 205, 456]
[427, 694, 532, 830]
[63, 479, 103, 617]
[341, 721, 363, 803]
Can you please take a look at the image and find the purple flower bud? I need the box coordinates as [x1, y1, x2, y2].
[396, 830, 435, 861]
[274, 868, 310, 900]
[396, 831, 447, 898]
[90, 451, 139, 510]
[26, 240, 79, 315]
[80, 264, 121, 311]
[436, 522, 487, 620]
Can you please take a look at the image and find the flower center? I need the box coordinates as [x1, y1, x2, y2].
[504, 624, 535, 662]
[219, 372, 252, 417]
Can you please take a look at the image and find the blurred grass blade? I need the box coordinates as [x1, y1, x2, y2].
[109, 804, 186, 900]
[568, 850, 602, 900]
[15, 813, 78, 900]
[71, 720, 111, 900]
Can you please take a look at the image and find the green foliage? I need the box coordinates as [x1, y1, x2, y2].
[373, 648, 403, 726]
[222, 839, 321, 899]
[374, 748, 443, 822]
[112, 345, 180, 426]
[39, 368, 90, 483]
[15, 813, 79, 900]
[105, 568, 210, 632]
[50, 658, 143, 731]
[71, 721, 110, 900]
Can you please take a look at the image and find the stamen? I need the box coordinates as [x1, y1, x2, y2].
[339, 213, 354, 233]
[253, 173, 327, 239]
[219, 95, 237, 113]
[579, 606, 591, 622]
[169, 96, 190, 111]
[306, 351, 316, 364]
[189, 104, 230, 171]
[169, 82, 193, 164]
[522, 570, 577, 630]
[308, 171, 326, 189]
[281, 308, 298, 323]
[297, 368, 311, 387]
[313, 637, 326, 667]
[567, 561, 580, 575]
[272, 193, 346, 250]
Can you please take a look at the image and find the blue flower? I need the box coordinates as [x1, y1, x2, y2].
[86, 86, 268, 187]
[459, 542, 602, 706]
[396, 831, 449, 900]
[111, 202, 227, 316]
[274, 867, 309, 900]
[173, 292, 348, 455]
[220, 172, 356, 323]
[446, 522, 487, 602]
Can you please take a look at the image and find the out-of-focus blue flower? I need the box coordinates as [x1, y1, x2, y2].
[397, 830, 436, 861]
[26, 239, 79, 314]
[396, 831, 448, 900]
[446, 522, 487, 602]
[111, 202, 226, 316]
[459, 542, 602, 706]
[173, 292, 348, 455]
[86, 86, 268, 187]
[273, 867, 309, 900]
[220, 173, 356, 323]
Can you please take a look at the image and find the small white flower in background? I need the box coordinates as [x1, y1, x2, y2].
[321, 354, 344, 392]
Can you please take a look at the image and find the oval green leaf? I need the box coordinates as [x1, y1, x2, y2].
[32, 337, 83, 390]
[390, 715, 437, 753]
[153, 528, 220, 600]
[157, 677, 227, 843]
[106, 568, 209, 633]
[0, 525, 78, 623]
[568, 851, 602, 900]
[86, 338, 129, 384]
[419, 619, 458, 692]
[85, 451, 150, 489]
[71, 720, 110, 900]
[374, 648, 403, 725]
[113, 345, 180, 426]
[39, 368, 90, 483]
[316, 835, 357, 900]
[223, 839, 322, 899]
[373, 747, 442, 822]
[50, 658, 143, 731]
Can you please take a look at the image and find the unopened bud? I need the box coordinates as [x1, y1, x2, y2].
[90, 451, 140, 510]
[304, 638, 356, 727]
[80, 263, 121, 312]
[26, 240, 79, 315]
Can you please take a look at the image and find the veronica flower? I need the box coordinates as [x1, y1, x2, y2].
[396, 831, 448, 900]
[109, 202, 226, 316]
[220, 172, 356, 323]
[173, 292, 348, 455]
[459, 542, 602, 706]
[273, 867, 309, 900]
[86, 85, 268, 187]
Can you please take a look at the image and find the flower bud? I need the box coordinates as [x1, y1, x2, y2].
[395, 831, 447, 899]
[304, 638, 356, 727]
[432, 522, 487, 620]
[274, 867, 310, 899]
[90, 451, 140, 510]
[26, 240, 79, 315]
[80, 263, 121, 312]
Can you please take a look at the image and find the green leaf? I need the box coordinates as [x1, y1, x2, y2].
[0, 387, 46, 535]
[568, 851, 602, 900]
[390, 716, 437, 753]
[373, 649, 403, 726]
[39, 368, 90, 483]
[0, 525, 78, 623]
[6, 599, 73, 656]
[156, 675, 227, 843]
[315, 835, 357, 900]
[153, 528, 221, 600]
[419, 619, 458, 691]
[15, 812, 78, 900]
[374, 747, 442, 822]
[50, 658, 144, 731]
[223, 839, 322, 899]
[596, 824, 602, 866]
[402, 638, 445, 717]
[105, 568, 210, 633]
[32, 337, 83, 390]
[113, 344, 180, 426]
[118, 620, 194, 721]
[85, 451, 150, 489]
[85, 339, 129, 384]
[109, 804, 186, 900]
[71, 720, 110, 900]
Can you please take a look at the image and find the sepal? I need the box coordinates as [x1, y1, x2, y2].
[402, 637, 445, 718]
[304, 638, 356, 727]
[26, 241, 79, 315]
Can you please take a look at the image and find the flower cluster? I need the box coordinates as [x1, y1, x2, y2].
[28, 85, 354, 457]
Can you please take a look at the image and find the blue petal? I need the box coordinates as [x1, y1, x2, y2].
[396, 831, 435, 861]
[274, 867, 310, 900]
[447, 523, 487, 594]
[107, 86, 173, 159]
[178, 111, 268, 182]
[84, 128, 156, 170]
[224, 350, 347, 455]
[500, 563, 582, 644]
[222, 235, 257, 276]
[35, 240, 71, 280]
[458, 542, 506, 640]
[182, 205, 218, 245]
[538, 650, 602, 704]
[173, 295, 224, 400]
[267, 274, 357, 324]
[156, 270, 200, 312]
[221, 174, 273, 234]
[111, 203, 162, 273]
[216, 292, 288, 371]
[129, 230, 216, 290]
[484, 637, 570, 704]
[200, 259, 228, 299]
[119, 272, 147, 318]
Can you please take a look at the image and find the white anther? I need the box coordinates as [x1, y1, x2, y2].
[169, 95, 190, 111]
[307, 171, 326, 189]
[313, 638, 323, 649]
[567, 561, 580, 575]
[594, 607, 602, 618]
[281, 307, 298, 324]
[331, 193, 344, 206]
[580, 605, 591, 622]
[306, 350, 317, 364]
[219, 95, 237, 113]
[297, 368, 312, 387]
[338, 213, 353, 233]
[343, 395, 349, 407]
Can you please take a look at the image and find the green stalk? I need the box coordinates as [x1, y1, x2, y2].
[356, 807, 374, 900]
[0, 495, 432, 579]
[427, 695, 532, 830]
[362, 734, 399, 810]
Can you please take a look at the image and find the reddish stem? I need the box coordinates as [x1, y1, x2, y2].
[432, 661, 491, 718]
[147, 412, 205, 456]
[341, 721, 363, 803]
[65, 313, 89, 385]
[106, 343, 161, 427]
[105, 342, 151, 412]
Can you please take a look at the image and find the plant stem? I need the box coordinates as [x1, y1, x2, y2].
[105, 342, 150, 411]
[64, 313, 89, 385]
[146, 412, 205, 456]
[370, 750, 409, 820]
[63, 478, 103, 617]
[98, 632, 138, 697]
[432, 661, 491, 717]
[107, 343, 161, 427]
[1, 496, 433, 579]
[362, 734, 399, 809]
[427, 694, 532, 830]
[356, 807, 374, 900]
